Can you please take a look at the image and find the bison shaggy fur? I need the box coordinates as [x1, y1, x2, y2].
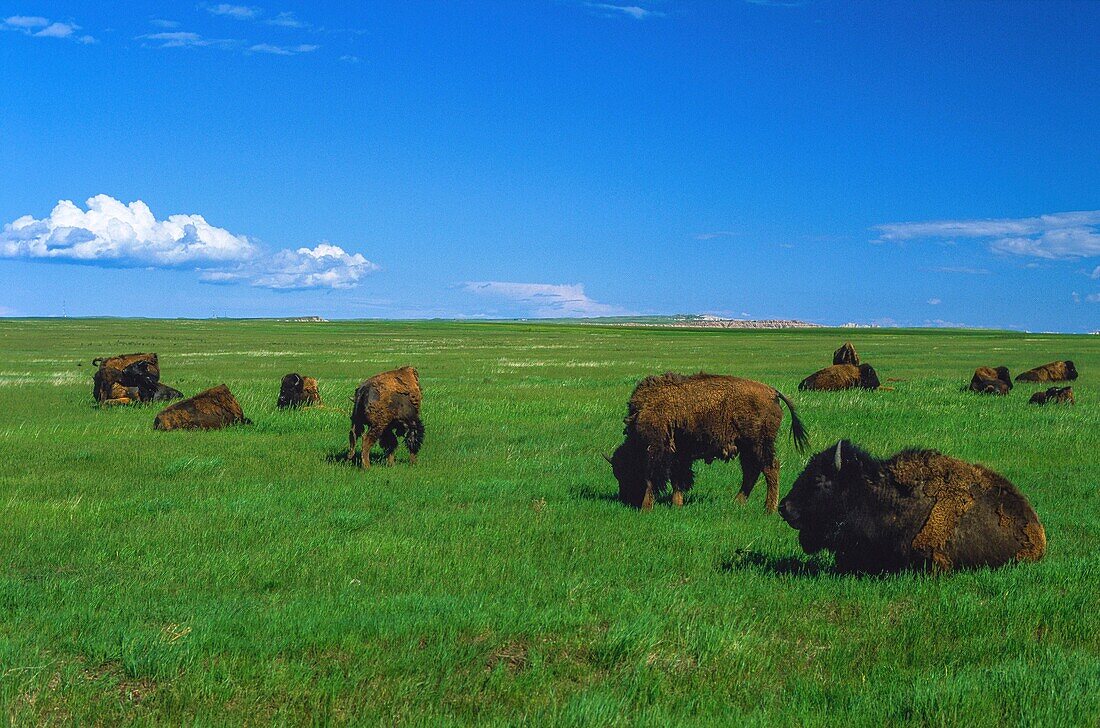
[277, 373, 321, 409]
[969, 366, 1013, 395]
[610, 373, 808, 512]
[1015, 360, 1078, 382]
[348, 366, 424, 467]
[798, 363, 880, 391]
[832, 342, 860, 366]
[779, 440, 1046, 573]
[153, 384, 251, 431]
[1028, 386, 1075, 405]
[92, 352, 183, 405]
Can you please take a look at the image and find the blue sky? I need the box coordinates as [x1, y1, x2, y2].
[1, 1, 1098, 331]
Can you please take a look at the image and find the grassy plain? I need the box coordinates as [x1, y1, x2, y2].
[0, 318, 1097, 725]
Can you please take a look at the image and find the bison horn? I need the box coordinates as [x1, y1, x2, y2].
[834, 441, 843, 472]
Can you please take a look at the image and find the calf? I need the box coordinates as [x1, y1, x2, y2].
[1028, 387, 1074, 405]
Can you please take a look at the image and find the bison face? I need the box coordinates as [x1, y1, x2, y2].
[780, 440, 879, 554]
[1064, 361, 1078, 380]
[609, 438, 648, 508]
[858, 364, 880, 389]
[278, 373, 304, 408]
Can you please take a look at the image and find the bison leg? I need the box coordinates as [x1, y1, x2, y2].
[360, 432, 376, 468]
[735, 455, 763, 506]
[763, 457, 780, 514]
[669, 458, 694, 509]
[641, 481, 655, 511]
[379, 428, 399, 466]
[404, 417, 424, 465]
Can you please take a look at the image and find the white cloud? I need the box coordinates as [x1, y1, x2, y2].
[205, 4, 260, 19]
[150, 19, 181, 28]
[4, 15, 48, 28]
[340, 54, 360, 63]
[3, 15, 95, 43]
[249, 42, 318, 55]
[587, 4, 664, 19]
[0, 195, 257, 266]
[1090, 266, 1100, 279]
[268, 11, 307, 28]
[928, 266, 991, 275]
[140, 31, 234, 48]
[462, 281, 628, 317]
[1087, 293, 1100, 304]
[927, 298, 941, 305]
[2, 195, 378, 291]
[1072, 292, 1081, 304]
[875, 210, 1100, 260]
[695, 230, 736, 241]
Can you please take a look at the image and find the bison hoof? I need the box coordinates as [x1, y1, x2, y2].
[672, 491, 684, 508]
[735, 492, 749, 505]
[386, 454, 395, 466]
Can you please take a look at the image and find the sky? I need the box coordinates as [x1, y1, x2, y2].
[1, 1, 1098, 331]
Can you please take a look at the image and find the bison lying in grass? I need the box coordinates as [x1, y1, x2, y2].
[1015, 360, 1078, 382]
[1029, 386, 1075, 406]
[969, 366, 1013, 395]
[609, 373, 808, 512]
[93, 352, 183, 405]
[348, 366, 424, 467]
[798, 363, 880, 392]
[779, 440, 1046, 573]
[833, 342, 860, 366]
[153, 385, 251, 431]
[277, 373, 321, 409]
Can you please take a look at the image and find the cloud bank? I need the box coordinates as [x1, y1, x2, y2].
[3, 14, 95, 43]
[462, 281, 628, 317]
[875, 211, 1100, 260]
[0, 195, 375, 290]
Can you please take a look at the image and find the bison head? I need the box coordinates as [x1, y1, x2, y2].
[858, 364, 880, 390]
[779, 440, 882, 554]
[608, 438, 648, 508]
[1064, 360, 1078, 380]
[278, 373, 304, 408]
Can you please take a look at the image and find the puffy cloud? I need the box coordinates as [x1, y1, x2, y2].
[3, 15, 95, 43]
[1087, 293, 1100, 304]
[205, 4, 260, 19]
[249, 43, 318, 55]
[462, 281, 628, 317]
[3, 15, 48, 28]
[875, 211, 1100, 260]
[1, 195, 378, 291]
[0, 195, 257, 266]
[139, 31, 236, 49]
[927, 298, 941, 305]
[268, 11, 308, 28]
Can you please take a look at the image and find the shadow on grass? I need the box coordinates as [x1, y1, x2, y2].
[573, 484, 720, 507]
[717, 549, 832, 577]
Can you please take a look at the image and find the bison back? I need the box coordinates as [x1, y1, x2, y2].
[154, 384, 249, 431]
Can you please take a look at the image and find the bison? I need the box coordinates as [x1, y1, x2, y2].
[348, 366, 424, 467]
[609, 373, 808, 513]
[969, 366, 1013, 395]
[1015, 360, 1078, 382]
[778, 440, 1046, 573]
[153, 384, 251, 431]
[1028, 386, 1074, 405]
[277, 373, 321, 409]
[833, 342, 860, 366]
[798, 363, 880, 391]
[92, 352, 183, 405]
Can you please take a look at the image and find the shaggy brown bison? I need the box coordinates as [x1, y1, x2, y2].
[92, 352, 183, 405]
[609, 373, 808, 513]
[277, 373, 321, 408]
[779, 440, 1046, 573]
[1015, 360, 1078, 382]
[153, 384, 251, 431]
[798, 363, 880, 391]
[1029, 386, 1075, 405]
[969, 366, 1013, 395]
[833, 342, 860, 366]
[348, 366, 424, 467]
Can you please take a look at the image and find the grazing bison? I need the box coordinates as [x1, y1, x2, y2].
[1029, 386, 1075, 406]
[277, 373, 321, 409]
[609, 373, 808, 513]
[969, 366, 1013, 395]
[833, 342, 860, 366]
[92, 352, 183, 405]
[798, 364, 880, 392]
[1015, 361, 1078, 382]
[348, 366, 424, 467]
[779, 440, 1046, 573]
[153, 384, 251, 431]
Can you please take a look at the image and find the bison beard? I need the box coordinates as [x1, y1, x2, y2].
[779, 441, 1046, 573]
[348, 366, 424, 467]
[968, 366, 1013, 395]
[153, 385, 251, 431]
[609, 373, 808, 513]
[1015, 360, 1078, 382]
[798, 363, 880, 391]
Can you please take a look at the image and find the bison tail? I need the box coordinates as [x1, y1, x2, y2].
[776, 390, 809, 453]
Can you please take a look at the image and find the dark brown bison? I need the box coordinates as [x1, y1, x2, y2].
[798, 363, 880, 391]
[969, 366, 1013, 395]
[153, 385, 251, 431]
[92, 352, 183, 405]
[1029, 386, 1075, 405]
[348, 366, 424, 467]
[833, 342, 860, 366]
[1015, 360, 1078, 382]
[277, 373, 321, 409]
[609, 373, 808, 513]
[779, 441, 1046, 573]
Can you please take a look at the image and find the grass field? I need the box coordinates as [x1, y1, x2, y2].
[0, 318, 1097, 725]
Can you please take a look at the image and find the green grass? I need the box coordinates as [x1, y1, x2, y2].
[0, 318, 1097, 725]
